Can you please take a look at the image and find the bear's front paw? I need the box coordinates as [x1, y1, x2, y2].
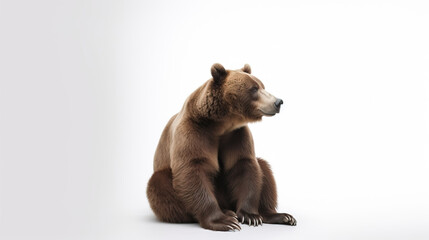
[237, 210, 263, 226]
[201, 213, 241, 231]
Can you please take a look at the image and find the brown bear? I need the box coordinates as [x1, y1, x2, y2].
[146, 63, 296, 231]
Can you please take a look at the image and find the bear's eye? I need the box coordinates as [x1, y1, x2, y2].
[250, 86, 259, 93]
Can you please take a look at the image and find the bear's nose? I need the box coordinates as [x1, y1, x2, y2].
[274, 98, 283, 110]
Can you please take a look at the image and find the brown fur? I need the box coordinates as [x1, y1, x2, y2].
[147, 64, 296, 231]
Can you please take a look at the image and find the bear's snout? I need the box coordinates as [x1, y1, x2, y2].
[274, 98, 283, 112]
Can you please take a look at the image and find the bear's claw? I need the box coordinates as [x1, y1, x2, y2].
[237, 210, 263, 227]
[283, 214, 297, 226]
[202, 212, 241, 231]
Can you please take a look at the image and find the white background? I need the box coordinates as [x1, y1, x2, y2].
[1, 0, 428, 239]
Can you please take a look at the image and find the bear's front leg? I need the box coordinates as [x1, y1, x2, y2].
[173, 158, 241, 231]
[226, 158, 264, 226]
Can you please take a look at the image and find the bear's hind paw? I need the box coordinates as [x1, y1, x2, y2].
[261, 212, 297, 226]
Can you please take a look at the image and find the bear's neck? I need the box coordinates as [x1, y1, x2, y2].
[218, 117, 248, 135]
[188, 111, 248, 136]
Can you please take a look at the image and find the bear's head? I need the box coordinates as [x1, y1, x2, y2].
[208, 63, 283, 122]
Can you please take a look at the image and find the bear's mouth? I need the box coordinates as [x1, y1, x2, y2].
[259, 110, 276, 117]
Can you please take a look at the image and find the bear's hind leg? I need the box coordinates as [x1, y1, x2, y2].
[147, 168, 195, 223]
[257, 158, 297, 226]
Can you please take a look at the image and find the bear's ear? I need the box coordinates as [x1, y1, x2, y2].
[242, 64, 251, 74]
[211, 63, 227, 84]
